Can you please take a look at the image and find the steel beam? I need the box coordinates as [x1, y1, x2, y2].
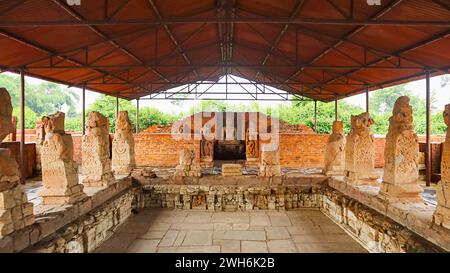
[426, 71, 432, 187]
[0, 18, 448, 27]
[136, 98, 139, 134]
[19, 70, 25, 184]
[82, 85, 86, 135]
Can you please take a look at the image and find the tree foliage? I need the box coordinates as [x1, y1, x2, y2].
[1, 72, 447, 136]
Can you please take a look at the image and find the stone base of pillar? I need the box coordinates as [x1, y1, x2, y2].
[378, 182, 423, 202]
[112, 164, 135, 176]
[323, 166, 345, 177]
[0, 183, 34, 238]
[40, 184, 87, 205]
[82, 172, 115, 187]
[344, 171, 379, 186]
[433, 206, 450, 230]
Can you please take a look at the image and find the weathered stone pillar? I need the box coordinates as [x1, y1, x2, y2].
[245, 130, 259, 166]
[259, 148, 281, 177]
[39, 112, 87, 205]
[173, 149, 202, 183]
[344, 112, 379, 185]
[82, 111, 114, 187]
[379, 96, 422, 201]
[112, 111, 136, 175]
[323, 121, 346, 176]
[433, 104, 450, 228]
[0, 88, 34, 238]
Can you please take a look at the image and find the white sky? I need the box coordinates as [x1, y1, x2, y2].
[7, 72, 450, 115]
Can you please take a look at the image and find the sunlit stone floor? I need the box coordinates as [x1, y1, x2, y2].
[94, 208, 367, 253]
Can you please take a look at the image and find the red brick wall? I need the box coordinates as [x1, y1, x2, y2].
[0, 142, 35, 178]
[13, 130, 448, 170]
[279, 134, 329, 167]
[134, 133, 199, 167]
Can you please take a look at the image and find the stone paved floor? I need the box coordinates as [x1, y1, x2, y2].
[94, 208, 367, 253]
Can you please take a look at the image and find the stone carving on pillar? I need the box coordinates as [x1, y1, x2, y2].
[246, 130, 259, 161]
[259, 147, 281, 177]
[200, 140, 214, 162]
[379, 96, 422, 201]
[434, 104, 450, 229]
[112, 111, 136, 175]
[0, 88, 34, 238]
[323, 121, 346, 176]
[82, 111, 114, 187]
[344, 112, 379, 185]
[40, 112, 87, 205]
[174, 149, 202, 178]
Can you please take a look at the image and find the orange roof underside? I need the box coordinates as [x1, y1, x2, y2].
[0, 0, 449, 102]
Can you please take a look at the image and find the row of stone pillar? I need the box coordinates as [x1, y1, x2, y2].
[38, 111, 136, 205]
[323, 96, 450, 229]
[0, 87, 136, 238]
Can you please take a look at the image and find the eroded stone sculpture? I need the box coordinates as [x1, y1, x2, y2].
[200, 140, 214, 161]
[344, 112, 379, 185]
[379, 96, 422, 201]
[434, 104, 450, 228]
[40, 112, 87, 204]
[246, 130, 259, 160]
[112, 111, 136, 175]
[0, 88, 34, 238]
[174, 149, 202, 178]
[259, 146, 281, 177]
[323, 121, 346, 176]
[82, 111, 114, 187]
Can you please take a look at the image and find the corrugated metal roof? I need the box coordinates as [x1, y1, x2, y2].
[0, 0, 448, 101]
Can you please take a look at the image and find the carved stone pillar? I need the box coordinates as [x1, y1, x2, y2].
[344, 112, 379, 185]
[379, 96, 422, 202]
[82, 111, 114, 187]
[323, 121, 346, 176]
[259, 148, 281, 177]
[246, 131, 259, 166]
[173, 149, 202, 181]
[434, 104, 450, 228]
[112, 111, 136, 175]
[40, 112, 87, 204]
[0, 88, 34, 238]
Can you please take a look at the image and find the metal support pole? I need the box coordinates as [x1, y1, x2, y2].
[116, 95, 119, 119]
[426, 71, 431, 187]
[314, 100, 317, 132]
[136, 98, 139, 134]
[82, 86, 86, 135]
[366, 86, 369, 113]
[334, 99, 338, 121]
[19, 70, 26, 184]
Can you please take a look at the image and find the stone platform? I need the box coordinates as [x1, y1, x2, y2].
[0, 175, 134, 253]
[328, 177, 449, 252]
[94, 208, 367, 253]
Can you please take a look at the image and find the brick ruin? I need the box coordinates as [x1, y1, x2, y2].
[1, 87, 450, 253]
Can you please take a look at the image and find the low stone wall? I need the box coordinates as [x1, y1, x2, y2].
[141, 184, 322, 211]
[23, 189, 138, 253]
[0, 176, 134, 253]
[139, 183, 444, 253]
[320, 187, 443, 253]
[328, 178, 450, 252]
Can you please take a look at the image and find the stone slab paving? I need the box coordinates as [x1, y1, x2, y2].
[94, 208, 367, 253]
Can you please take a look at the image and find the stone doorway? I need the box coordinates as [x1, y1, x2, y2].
[214, 140, 246, 161]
